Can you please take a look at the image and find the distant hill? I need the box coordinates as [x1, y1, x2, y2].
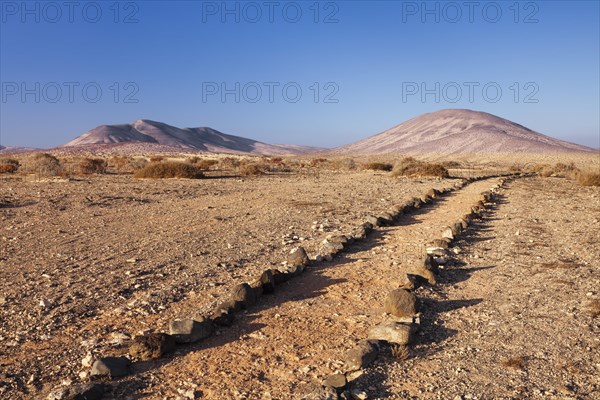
[63, 120, 324, 155]
[334, 109, 595, 154]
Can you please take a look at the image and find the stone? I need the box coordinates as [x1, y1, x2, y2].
[426, 247, 447, 256]
[420, 194, 431, 204]
[270, 269, 289, 285]
[287, 247, 309, 267]
[323, 373, 347, 391]
[451, 221, 463, 236]
[427, 188, 439, 198]
[48, 383, 106, 400]
[213, 307, 236, 326]
[441, 227, 454, 240]
[81, 353, 94, 368]
[384, 289, 418, 317]
[459, 218, 469, 229]
[362, 221, 374, 233]
[366, 215, 382, 227]
[368, 322, 413, 345]
[344, 340, 379, 371]
[90, 356, 131, 379]
[377, 212, 394, 225]
[129, 333, 176, 361]
[411, 197, 423, 208]
[259, 269, 276, 294]
[230, 283, 257, 309]
[169, 319, 214, 344]
[351, 226, 368, 240]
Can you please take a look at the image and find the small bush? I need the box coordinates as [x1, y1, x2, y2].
[0, 159, 19, 174]
[239, 163, 264, 176]
[440, 160, 462, 168]
[362, 162, 393, 171]
[310, 158, 328, 167]
[79, 158, 107, 175]
[391, 157, 449, 178]
[23, 153, 62, 176]
[219, 157, 241, 170]
[149, 156, 164, 163]
[329, 158, 357, 171]
[134, 161, 204, 179]
[188, 158, 218, 170]
[576, 170, 600, 186]
[0, 164, 18, 173]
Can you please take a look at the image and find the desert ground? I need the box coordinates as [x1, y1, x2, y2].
[0, 153, 599, 400]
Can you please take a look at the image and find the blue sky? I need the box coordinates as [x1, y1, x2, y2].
[1, 0, 599, 148]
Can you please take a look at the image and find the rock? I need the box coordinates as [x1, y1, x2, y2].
[287, 263, 306, 276]
[426, 247, 447, 257]
[420, 194, 431, 204]
[270, 269, 289, 285]
[304, 386, 338, 400]
[320, 240, 344, 255]
[411, 197, 423, 208]
[441, 227, 454, 240]
[426, 188, 439, 198]
[368, 322, 413, 345]
[366, 215, 382, 227]
[90, 356, 131, 379]
[81, 353, 94, 368]
[211, 308, 235, 327]
[169, 319, 214, 344]
[377, 212, 394, 225]
[433, 256, 447, 265]
[230, 283, 257, 309]
[351, 226, 368, 240]
[451, 221, 463, 236]
[384, 289, 418, 317]
[48, 383, 107, 400]
[129, 333, 176, 360]
[323, 373, 347, 391]
[259, 269, 276, 294]
[344, 340, 379, 371]
[459, 218, 469, 229]
[288, 247, 309, 267]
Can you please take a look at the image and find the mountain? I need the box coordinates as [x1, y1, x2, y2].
[63, 120, 323, 155]
[334, 109, 595, 154]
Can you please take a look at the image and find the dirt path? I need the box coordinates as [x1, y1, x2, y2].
[110, 178, 502, 399]
[353, 177, 600, 399]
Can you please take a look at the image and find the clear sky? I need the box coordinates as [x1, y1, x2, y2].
[1, 0, 599, 149]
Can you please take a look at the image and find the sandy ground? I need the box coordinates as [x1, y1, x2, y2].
[0, 172, 598, 399]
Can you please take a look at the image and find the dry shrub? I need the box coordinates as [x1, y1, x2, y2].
[576, 170, 600, 186]
[391, 157, 449, 178]
[134, 161, 204, 179]
[239, 162, 264, 176]
[219, 157, 241, 170]
[329, 158, 357, 171]
[440, 160, 462, 168]
[79, 158, 107, 175]
[23, 153, 62, 176]
[0, 159, 19, 174]
[362, 162, 393, 171]
[310, 158, 328, 167]
[149, 156, 164, 163]
[188, 158, 218, 170]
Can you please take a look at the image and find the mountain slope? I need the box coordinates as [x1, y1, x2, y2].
[63, 120, 323, 155]
[334, 109, 594, 154]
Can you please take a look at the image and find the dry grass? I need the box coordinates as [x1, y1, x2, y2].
[0, 161, 19, 173]
[187, 158, 219, 170]
[362, 162, 393, 171]
[22, 153, 62, 176]
[576, 170, 600, 186]
[134, 161, 204, 179]
[79, 158, 107, 175]
[239, 163, 264, 176]
[390, 157, 449, 178]
[502, 356, 527, 370]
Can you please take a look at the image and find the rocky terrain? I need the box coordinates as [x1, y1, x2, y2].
[0, 165, 598, 399]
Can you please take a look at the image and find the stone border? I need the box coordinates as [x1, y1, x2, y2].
[47, 174, 521, 399]
[315, 175, 517, 398]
